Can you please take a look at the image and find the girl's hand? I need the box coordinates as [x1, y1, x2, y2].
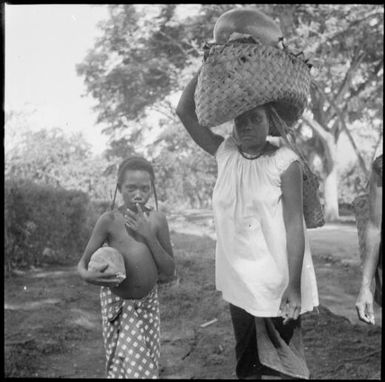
[124, 203, 153, 240]
[82, 263, 124, 288]
[279, 285, 301, 324]
[355, 286, 375, 325]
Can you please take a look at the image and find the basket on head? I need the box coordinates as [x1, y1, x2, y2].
[194, 39, 312, 131]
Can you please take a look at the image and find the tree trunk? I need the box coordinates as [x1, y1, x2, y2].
[323, 134, 340, 221]
[323, 164, 340, 222]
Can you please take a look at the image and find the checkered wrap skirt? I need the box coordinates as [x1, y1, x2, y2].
[100, 286, 160, 379]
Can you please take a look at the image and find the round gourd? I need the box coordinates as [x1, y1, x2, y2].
[213, 8, 282, 46]
[88, 247, 126, 282]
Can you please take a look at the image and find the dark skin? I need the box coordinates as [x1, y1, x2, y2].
[176, 71, 305, 324]
[77, 170, 175, 299]
[355, 168, 382, 325]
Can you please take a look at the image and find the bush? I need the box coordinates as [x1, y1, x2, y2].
[91, 199, 112, 217]
[338, 164, 368, 205]
[4, 178, 94, 274]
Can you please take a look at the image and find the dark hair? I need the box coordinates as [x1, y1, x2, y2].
[111, 156, 158, 211]
[117, 156, 155, 189]
[233, 104, 281, 138]
[265, 104, 281, 137]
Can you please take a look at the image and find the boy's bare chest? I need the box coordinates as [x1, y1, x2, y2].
[108, 214, 157, 252]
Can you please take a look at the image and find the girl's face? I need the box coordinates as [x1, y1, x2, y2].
[234, 106, 270, 148]
[119, 170, 152, 211]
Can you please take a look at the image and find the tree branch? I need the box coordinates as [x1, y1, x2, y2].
[325, 52, 366, 119]
[371, 129, 383, 163]
[151, 103, 179, 123]
[296, 9, 382, 48]
[155, 30, 191, 58]
[301, 112, 336, 172]
[301, 110, 329, 143]
[348, 59, 383, 99]
[313, 84, 370, 176]
[324, 9, 383, 44]
[185, 39, 202, 56]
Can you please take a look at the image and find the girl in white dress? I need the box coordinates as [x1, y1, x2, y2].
[176, 71, 319, 379]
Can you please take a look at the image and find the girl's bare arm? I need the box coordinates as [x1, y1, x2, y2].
[175, 71, 224, 156]
[280, 160, 305, 322]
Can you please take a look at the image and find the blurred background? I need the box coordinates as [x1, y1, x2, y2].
[5, 3, 383, 273]
[4, 4, 383, 273]
[4, 4, 383, 379]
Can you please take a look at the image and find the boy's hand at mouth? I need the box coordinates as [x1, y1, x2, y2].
[124, 203, 153, 241]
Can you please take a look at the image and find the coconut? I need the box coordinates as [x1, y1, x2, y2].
[88, 246, 126, 283]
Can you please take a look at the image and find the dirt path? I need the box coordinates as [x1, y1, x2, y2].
[308, 223, 382, 326]
[4, 211, 382, 379]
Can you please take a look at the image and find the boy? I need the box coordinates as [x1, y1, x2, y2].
[77, 156, 175, 378]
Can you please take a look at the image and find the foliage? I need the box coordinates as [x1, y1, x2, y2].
[4, 115, 120, 201]
[77, 5, 175, 131]
[4, 178, 95, 274]
[293, 4, 383, 154]
[5, 122, 89, 183]
[76, 4, 236, 209]
[76, 4, 383, 215]
[338, 164, 368, 205]
[273, 4, 383, 220]
[153, 119, 218, 208]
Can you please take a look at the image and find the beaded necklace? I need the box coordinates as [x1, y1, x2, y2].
[237, 142, 269, 160]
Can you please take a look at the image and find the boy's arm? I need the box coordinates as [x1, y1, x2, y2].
[154, 212, 176, 278]
[77, 212, 123, 287]
[175, 71, 224, 156]
[280, 161, 305, 323]
[361, 171, 382, 287]
[355, 170, 382, 324]
[125, 205, 175, 277]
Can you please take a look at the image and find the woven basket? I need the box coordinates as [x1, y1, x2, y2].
[302, 164, 325, 229]
[269, 106, 325, 229]
[352, 194, 369, 262]
[195, 39, 312, 129]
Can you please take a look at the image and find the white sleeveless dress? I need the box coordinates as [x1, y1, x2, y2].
[212, 136, 319, 317]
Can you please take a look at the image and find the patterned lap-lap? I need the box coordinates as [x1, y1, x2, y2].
[100, 286, 160, 379]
